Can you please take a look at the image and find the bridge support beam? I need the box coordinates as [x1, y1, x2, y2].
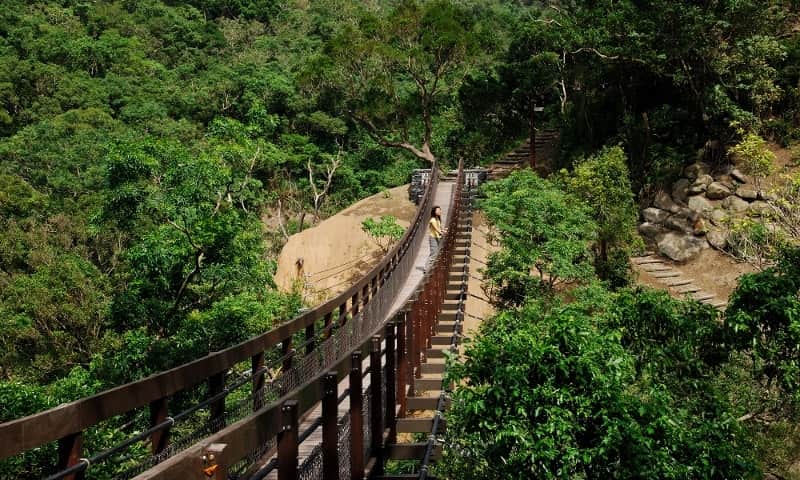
[322, 371, 339, 480]
[349, 352, 364, 480]
[277, 400, 299, 480]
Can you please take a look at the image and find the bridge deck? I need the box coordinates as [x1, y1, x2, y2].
[258, 181, 455, 479]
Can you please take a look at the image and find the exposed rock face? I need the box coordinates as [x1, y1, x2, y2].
[642, 207, 670, 224]
[706, 182, 731, 200]
[639, 159, 777, 254]
[656, 232, 707, 262]
[723, 195, 750, 214]
[687, 195, 714, 215]
[736, 187, 758, 200]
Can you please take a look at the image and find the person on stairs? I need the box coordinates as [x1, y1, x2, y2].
[429, 206, 445, 266]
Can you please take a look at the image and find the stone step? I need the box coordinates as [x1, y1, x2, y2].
[710, 302, 728, 309]
[653, 272, 680, 278]
[406, 392, 446, 410]
[676, 285, 701, 294]
[385, 443, 442, 461]
[421, 362, 446, 374]
[415, 377, 446, 391]
[436, 322, 460, 334]
[426, 348, 449, 359]
[643, 266, 672, 272]
[666, 279, 693, 287]
[633, 258, 663, 265]
[694, 293, 715, 302]
[431, 335, 454, 346]
[395, 417, 446, 433]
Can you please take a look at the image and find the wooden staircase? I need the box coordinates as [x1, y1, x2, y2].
[487, 130, 560, 180]
[375, 192, 475, 479]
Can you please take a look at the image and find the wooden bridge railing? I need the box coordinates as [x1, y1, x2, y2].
[134, 159, 469, 480]
[0, 161, 447, 480]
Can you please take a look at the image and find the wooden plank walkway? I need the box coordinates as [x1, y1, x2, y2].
[259, 181, 455, 479]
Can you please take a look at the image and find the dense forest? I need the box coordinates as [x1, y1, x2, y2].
[3, 0, 800, 478]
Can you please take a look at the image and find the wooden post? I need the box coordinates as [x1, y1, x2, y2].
[281, 337, 294, 371]
[385, 322, 397, 443]
[252, 352, 265, 411]
[413, 302, 423, 379]
[305, 323, 316, 355]
[370, 336, 383, 474]
[149, 397, 170, 454]
[277, 400, 299, 480]
[351, 292, 359, 318]
[208, 372, 225, 427]
[322, 371, 339, 480]
[350, 351, 364, 480]
[57, 432, 84, 480]
[326, 311, 335, 338]
[397, 313, 408, 417]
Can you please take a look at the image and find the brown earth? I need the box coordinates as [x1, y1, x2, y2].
[274, 185, 416, 304]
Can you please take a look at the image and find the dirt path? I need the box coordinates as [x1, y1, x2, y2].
[274, 185, 416, 304]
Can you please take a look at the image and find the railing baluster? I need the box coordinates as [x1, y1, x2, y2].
[252, 352, 265, 411]
[149, 397, 170, 454]
[277, 400, 298, 480]
[385, 322, 397, 444]
[351, 292, 359, 318]
[281, 338, 294, 371]
[57, 432, 83, 480]
[349, 352, 364, 480]
[370, 336, 383, 475]
[322, 371, 339, 480]
[305, 322, 316, 354]
[208, 372, 225, 427]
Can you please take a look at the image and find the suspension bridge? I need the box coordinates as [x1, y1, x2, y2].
[0, 159, 484, 480]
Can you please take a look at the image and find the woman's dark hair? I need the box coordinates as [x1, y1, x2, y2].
[430, 205, 441, 221]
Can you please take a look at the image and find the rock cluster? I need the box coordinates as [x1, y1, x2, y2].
[639, 162, 774, 262]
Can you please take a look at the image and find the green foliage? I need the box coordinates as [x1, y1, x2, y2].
[480, 169, 596, 297]
[729, 130, 776, 187]
[725, 246, 800, 404]
[443, 291, 757, 479]
[562, 145, 640, 286]
[361, 215, 405, 254]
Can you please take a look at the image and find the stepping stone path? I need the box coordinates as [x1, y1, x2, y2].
[631, 253, 728, 310]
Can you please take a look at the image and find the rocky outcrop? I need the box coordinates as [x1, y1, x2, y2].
[639, 161, 777, 262]
[656, 232, 707, 262]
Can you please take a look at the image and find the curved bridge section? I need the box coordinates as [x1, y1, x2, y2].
[0, 160, 473, 480]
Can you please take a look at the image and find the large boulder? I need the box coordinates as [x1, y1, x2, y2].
[664, 215, 694, 234]
[642, 207, 670, 224]
[672, 178, 690, 204]
[687, 195, 714, 215]
[684, 162, 711, 180]
[638, 222, 665, 239]
[656, 232, 707, 262]
[736, 187, 758, 200]
[723, 195, 750, 214]
[710, 208, 728, 226]
[706, 182, 731, 200]
[653, 190, 681, 213]
[758, 190, 776, 201]
[749, 201, 771, 216]
[707, 229, 728, 250]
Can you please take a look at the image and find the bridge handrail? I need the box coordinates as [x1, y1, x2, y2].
[134, 159, 467, 480]
[0, 162, 440, 462]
